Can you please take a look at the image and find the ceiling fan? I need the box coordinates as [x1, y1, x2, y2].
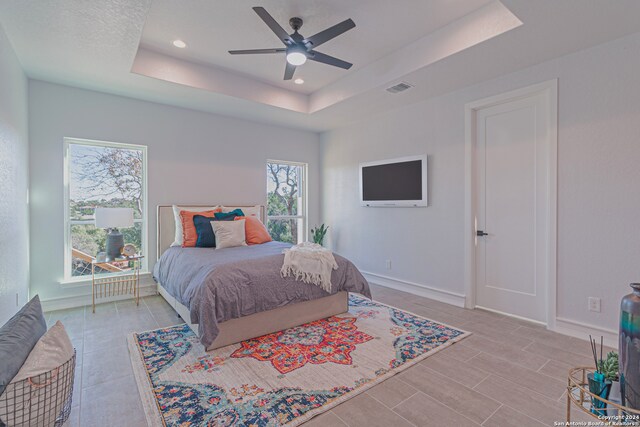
[229, 7, 356, 80]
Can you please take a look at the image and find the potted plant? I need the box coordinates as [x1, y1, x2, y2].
[599, 351, 621, 414]
[310, 224, 329, 246]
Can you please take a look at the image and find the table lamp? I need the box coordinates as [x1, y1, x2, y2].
[94, 207, 134, 260]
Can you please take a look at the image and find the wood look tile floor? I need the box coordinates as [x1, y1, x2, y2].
[48, 283, 609, 427]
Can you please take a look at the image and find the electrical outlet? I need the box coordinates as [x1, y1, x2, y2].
[385, 260, 392, 270]
[588, 297, 601, 313]
[15, 293, 19, 307]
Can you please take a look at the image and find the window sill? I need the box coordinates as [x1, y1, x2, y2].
[59, 271, 152, 288]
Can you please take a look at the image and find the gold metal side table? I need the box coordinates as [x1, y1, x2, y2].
[91, 255, 144, 313]
[567, 366, 640, 425]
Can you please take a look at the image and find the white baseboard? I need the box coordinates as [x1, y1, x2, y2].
[362, 271, 466, 308]
[553, 317, 618, 349]
[41, 278, 158, 312]
[475, 305, 547, 326]
[363, 270, 619, 348]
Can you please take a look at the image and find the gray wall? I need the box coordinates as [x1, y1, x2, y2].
[28, 81, 320, 303]
[0, 23, 29, 324]
[322, 32, 640, 332]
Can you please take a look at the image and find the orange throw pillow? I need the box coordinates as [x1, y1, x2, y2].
[180, 209, 221, 247]
[234, 216, 272, 245]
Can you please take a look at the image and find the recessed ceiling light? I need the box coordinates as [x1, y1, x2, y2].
[294, 78, 304, 85]
[172, 39, 187, 48]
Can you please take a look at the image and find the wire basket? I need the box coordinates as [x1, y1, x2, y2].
[0, 351, 76, 427]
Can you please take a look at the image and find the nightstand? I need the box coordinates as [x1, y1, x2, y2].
[91, 255, 144, 313]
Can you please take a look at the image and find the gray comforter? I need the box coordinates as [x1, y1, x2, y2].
[153, 241, 371, 347]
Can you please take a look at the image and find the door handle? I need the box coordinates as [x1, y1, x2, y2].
[476, 230, 489, 236]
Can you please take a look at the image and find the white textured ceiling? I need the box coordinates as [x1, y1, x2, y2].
[1, 0, 640, 132]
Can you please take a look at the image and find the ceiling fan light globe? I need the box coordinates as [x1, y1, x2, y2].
[286, 51, 307, 66]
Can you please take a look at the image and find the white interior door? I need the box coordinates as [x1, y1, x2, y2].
[474, 89, 553, 323]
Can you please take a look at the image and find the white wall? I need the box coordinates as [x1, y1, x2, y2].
[29, 81, 320, 303]
[322, 32, 640, 332]
[0, 24, 29, 324]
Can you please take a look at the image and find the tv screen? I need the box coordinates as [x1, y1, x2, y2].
[360, 156, 427, 207]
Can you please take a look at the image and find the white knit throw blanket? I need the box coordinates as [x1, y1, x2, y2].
[281, 242, 338, 292]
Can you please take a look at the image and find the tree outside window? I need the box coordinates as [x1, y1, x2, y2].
[266, 161, 306, 244]
[65, 139, 147, 278]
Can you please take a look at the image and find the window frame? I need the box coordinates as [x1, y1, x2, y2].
[63, 137, 149, 281]
[266, 159, 308, 244]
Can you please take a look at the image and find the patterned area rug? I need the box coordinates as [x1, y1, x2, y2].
[128, 295, 470, 426]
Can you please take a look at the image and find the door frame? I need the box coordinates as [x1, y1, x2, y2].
[463, 79, 558, 327]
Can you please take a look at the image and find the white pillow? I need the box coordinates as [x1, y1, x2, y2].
[12, 321, 74, 382]
[222, 205, 262, 223]
[171, 205, 219, 246]
[211, 219, 247, 249]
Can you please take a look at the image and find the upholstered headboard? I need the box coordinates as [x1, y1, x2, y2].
[156, 205, 266, 259]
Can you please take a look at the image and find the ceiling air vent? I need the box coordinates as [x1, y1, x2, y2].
[386, 81, 414, 94]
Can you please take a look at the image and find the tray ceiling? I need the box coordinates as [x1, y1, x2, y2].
[139, 0, 495, 94]
[132, 0, 521, 113]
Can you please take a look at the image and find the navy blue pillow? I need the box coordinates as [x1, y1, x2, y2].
[193, 212, 242, 247]
[214, 209, 245, 221]
[193, 215, 218, 248]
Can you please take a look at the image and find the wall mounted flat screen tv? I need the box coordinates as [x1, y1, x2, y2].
[360, 155, 427, 207]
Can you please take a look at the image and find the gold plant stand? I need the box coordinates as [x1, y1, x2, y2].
[91, 255, 143, 313]
[567, 366, 640, 425]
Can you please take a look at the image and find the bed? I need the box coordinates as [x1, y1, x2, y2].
[153, 205, 371, 351]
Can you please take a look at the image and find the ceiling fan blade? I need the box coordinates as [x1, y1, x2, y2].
[253, 7, 294, 45]
[284, 62, 296, 80]
[308, 51, 353, 70]
[305, 19, 355, 49]
[228, 48, 286, 55]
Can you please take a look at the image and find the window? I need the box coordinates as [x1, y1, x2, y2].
[266, 160, 307, 244]
[64, 139, 147, 279]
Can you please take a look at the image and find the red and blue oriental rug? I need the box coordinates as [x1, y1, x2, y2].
[128, 295, 470, 426]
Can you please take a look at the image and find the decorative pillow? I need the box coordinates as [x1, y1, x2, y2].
[2, 321, 75, 426]
[222, 205, 262, 222]
[214, 209, 244, 221]
[193, 215, 217, 248]
[0, 295, 47, 394]
[234, 216, 272, 245]
[211, 219, 247, 249]
[193, 214, 234, 248]
[180, 209, 221, 247]
[11, 321, 74, 382]
[171, 205, 219, 246]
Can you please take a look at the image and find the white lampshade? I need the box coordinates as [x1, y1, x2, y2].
[94, 208, 134, 229]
